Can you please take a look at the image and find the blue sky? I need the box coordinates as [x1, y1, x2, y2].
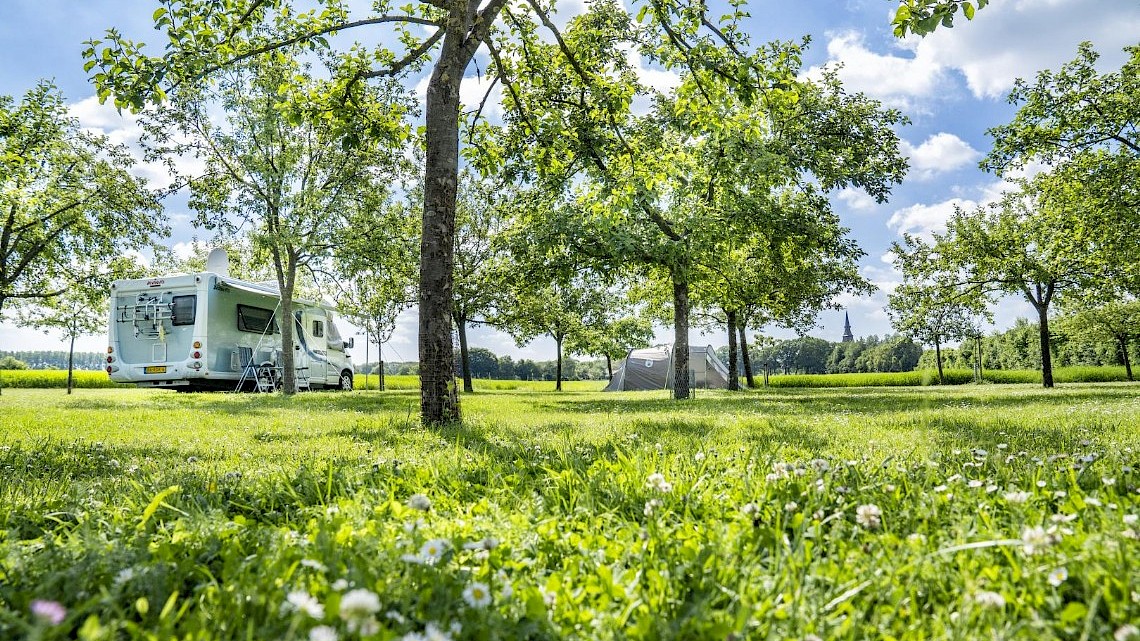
[2, 0, 1139, 363]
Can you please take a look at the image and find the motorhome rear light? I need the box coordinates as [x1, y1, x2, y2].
[192, 351, 201, 359]
[106, 356, 114, 363]
[193, 341, 201, 349]
[106, 366, 112, 374]
[107, 346, 114, 354]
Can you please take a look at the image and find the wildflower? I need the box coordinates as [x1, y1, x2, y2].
[907, 532, 926, 544]
[986, 485, 999, 494]
[1103, 477, 1117, 486]
[741, 502, 760, 517]
[407, 494, 432, 511]
[997, 443, 1008, 450]
[339, 589, 381, 623]
[1086, 497, 1103, 507]
[968, 480, 983, 489]
[645, 473, 673, 493]
[30, 600, 66, 625]
[1004, 490, 1031, 503]
[114, 567, 137, 586]
[1036, 480, 1047, 488]
[784, 501, 799, 513]
[810, 458, 830, 472]
[804, 635, 823, 641]
[694, 451, 705, 462]
[404, 518, 425, 534]
[933, 484, 949, 493]
[419, 539, 448, 564]
[973, 590, 1005, 608]
[1053, 491, 1067, 499]
[1021, 525, 1055, 555]
[946, 474, 962, 484]
[332, 579, 350, 591]
[1124, 514, 1139, 526]
[1116, 624, 1140, 641]
[1047, 567, 1068, 587]
[885, 484, 897, 493]
[1123, 529, 1138, 540]
[284, 590, 325, 619]
[855, 504, 882, 529]
[463, 582, 492, 608]
[309, 626, 339, 641]
[644, 499, 662, 516]
[386, 610, 407, 624]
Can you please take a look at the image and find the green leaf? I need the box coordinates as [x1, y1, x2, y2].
[1059, 601, 1087, 624]
[138, 485, 180, 530]
[963, 2, 975, 20]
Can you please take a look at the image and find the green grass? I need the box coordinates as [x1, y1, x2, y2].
[1, 384, 1139, 640]
[765, 365, 1133, 387]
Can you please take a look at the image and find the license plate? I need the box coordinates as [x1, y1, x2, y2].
[144, 366, 167, 374]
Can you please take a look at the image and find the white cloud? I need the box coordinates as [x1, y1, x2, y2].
[887, 197, 975, 239]
[803, 31, 947, 110]
[836, 187, 878, 212]
[910, 0, 1140, 99]
[901, 132, 981, 180]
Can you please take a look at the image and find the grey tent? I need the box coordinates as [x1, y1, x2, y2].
[604, 345, 731, 391]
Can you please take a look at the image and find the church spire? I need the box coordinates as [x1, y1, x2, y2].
[842, 311, 854, 343]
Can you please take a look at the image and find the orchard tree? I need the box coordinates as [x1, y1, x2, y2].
[1057, 300, 1140, 380]
[141, 56, 405, 394]
[889, 234, 988, 384]
[572, 314, 654, 381]
[85, 0, 924, 423]
[934, 176, 1108, 387]
[0, 81, 163, 317]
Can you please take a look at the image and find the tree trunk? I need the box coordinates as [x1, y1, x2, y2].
[934, 339, 944, 385]
[738, 321, 756, 388]
[1036, 303, 1054, 388]
[419, 46, 465, 425]
[672, 274, 690, 400]
[726, 309, 740, 391]
[455, 310, 473, 393]
[1119, 337, 1133, 381]
[67, 333, 75, 395]
[555, 334, 563, 392]
[606, 354, 613, 380]
[378, 339, 386, 391]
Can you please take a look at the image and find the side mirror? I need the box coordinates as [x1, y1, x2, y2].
[346, 338, 355, 349]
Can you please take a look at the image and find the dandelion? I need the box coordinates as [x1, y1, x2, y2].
[339, 589, 381, 623]
[309, 626, 339, 641]
[1116, 624, 1140, 641]
[463, 582, 492, 608]
[1021, 525, 1054, 555]
[1047, 567, 1068, 587]
[284, 590, 325, 619]
[30, 600, 66, 625]
[855, 504, 882, 529]
[407, 494, 432, 511]
[645, 473, 673, 493]
[973, 590, 1005, 608]
[419, 539, 448, 564]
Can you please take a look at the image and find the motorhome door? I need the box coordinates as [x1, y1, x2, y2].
[297, 309, 329, 384]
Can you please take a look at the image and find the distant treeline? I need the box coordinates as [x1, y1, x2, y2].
[719, 319, 1139, 376]
[360, 348, 610, 381]
[0, 351, 105, 370]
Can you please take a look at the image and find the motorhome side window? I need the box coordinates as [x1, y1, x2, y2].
[171, 295, 196, 326]
[236, 305, 278, 334]
[312, 320, 324, 337]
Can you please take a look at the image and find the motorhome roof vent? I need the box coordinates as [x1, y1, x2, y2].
[205, 248, 229, 277]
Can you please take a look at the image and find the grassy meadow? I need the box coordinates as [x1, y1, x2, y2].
[1, 383, 1139, 640]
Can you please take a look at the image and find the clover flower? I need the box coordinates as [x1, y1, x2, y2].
[784, 501, 799, 513]
[645, 473, 673, 493]
[741, 503, 760, 517]
[284, 590, 325, 619]
[973, 590, 1005, 608]
[855, 504, 882, 529]
[644, 499, 662, 516]
[407, 494, 432, 511]
[309, 625, 338, 641]
[463, 582, 492, 608]
[339, 589, 381, 625]
[1116, 624, 1140, 641]
[1021, 525, 1056, 555]
[1004, 491, 1031, 504]
[30, 600, 66, 625]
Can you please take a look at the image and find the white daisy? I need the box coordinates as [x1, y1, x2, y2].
[284, 590, 325, 619]
[973, 590, 1005, 608]
[1047, 567, 1068, 587]
[463, 582, 492, 608]
[419, 539, 449, 564]
[309, 626, 338, 641]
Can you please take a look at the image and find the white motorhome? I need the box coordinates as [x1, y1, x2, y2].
[105, 252, 355, 392]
